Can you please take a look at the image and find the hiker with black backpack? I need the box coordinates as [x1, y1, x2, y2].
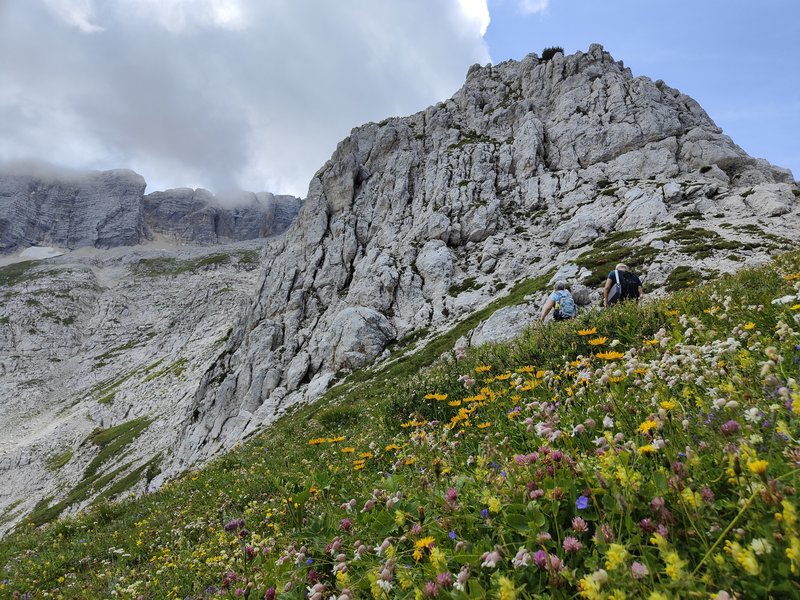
[541, 281, 578, 322]
[604, 263, 643, 306]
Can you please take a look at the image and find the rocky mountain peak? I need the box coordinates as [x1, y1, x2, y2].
[180, 44, 798, 464]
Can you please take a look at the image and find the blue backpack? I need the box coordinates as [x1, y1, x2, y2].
[555, 291, 577, 318]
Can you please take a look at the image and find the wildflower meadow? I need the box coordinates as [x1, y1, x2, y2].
[1, 251, 800, 599]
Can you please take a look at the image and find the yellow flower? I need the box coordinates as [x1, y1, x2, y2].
[784, 272, 800, 281]
[596, 351, 625, 360]
[394, 510, 406, 526]
[404, 456, 417, 465]
[637, 419, 658, 434]
[588, 336, 608, 346]
[643, 339, 659, 346]
[659, 400, 677, 410]
[477, 422, 492, 429]
[743, 322, 756, 330]
[786, 536, 800, 574]
[448, 400, 461, 407]
[415, 536, 435, 549]
[578, 327, 597, 336]
[327, 435, 345, 443]
[747, 459, 768, 476]
[475, 365, 492, 373]
[488, 497, 502, 513]
[608, 375, 625, 383]
[666, 309, 679, 316]
[423, 393, 448, 401]
[429, 547, 446, 570]
[517, 365, 535, 373]
[342, 447, 355, 453]
[385, 443, 401, 452]
[791, 304, 800, 311]
[412, 548, 423, 561]
[638, 444, 656, 454]
[308, 437, 326, 445]
[605, 544, 627, 570]
[498, 576, 517, 600]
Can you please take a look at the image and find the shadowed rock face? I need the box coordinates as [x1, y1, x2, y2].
[0, 169, 148, 252]
[142, 189, 303, 244]
[0, 172, 303, 252]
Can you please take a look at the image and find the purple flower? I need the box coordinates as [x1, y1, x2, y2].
[571, 517, 588, 532]
[423, 581, 439, 597]
[575, 495, 589, 510]
[721, 420, 740, 435]
[224, 518, 245, 532]
[480, 508, 489, 518]
[264, 588, 276, 600]
[448, 530, 456, 540]
[563, 536, 583, 553]
[631, 561, 649, 579]
[533, 549, 548, 569]
[339, 518, 353, 532]
[435, 572, 453, 589]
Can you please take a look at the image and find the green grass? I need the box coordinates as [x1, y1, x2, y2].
[0, 261, 39, 287]
[665, 265, 703, 292]
[46, 449, 73, 472]
[574, 230, 655, 286]
[82, 417, 153, 479]
[2, 253, 800, 598]
[133, 250, 261, 277]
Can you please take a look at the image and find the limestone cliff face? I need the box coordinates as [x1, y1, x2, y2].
[0, 171, 302, 252]
[0, 169, 149, 251]
[142, 189, 303, 244]
[179, 44, 798, 462]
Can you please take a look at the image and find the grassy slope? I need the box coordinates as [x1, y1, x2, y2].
[1, 253, 799, 599]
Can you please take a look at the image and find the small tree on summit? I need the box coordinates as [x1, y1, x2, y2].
[541, 46, 564, 61]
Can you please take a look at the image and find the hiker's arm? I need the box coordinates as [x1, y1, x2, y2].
[638, 285, 644, 300]
[541, 298, 554, 321]
[603, 278, 612, 306]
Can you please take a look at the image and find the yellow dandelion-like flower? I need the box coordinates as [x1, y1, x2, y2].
[666, 309, 680, 316]
[596, 351, 625, 361]
[608, 375, 625, 383]
[633, 367, 648, 375]
[448, 400, 461, 407]
[308, 437, 326, 445]
[644, 338, 659, 346]
[588, 336, 608, 346]
[404, 456, 417, 465]
[353, 463, 365, 471]
[747, 459, 768, 476]
[496, 372, 512, 380]
[578, 327, 597, 336]
[784, 272, 800, 281]
[660, 400, 677, 410]
[385, 443, 401, 452]
[475, 365, 492, 373]
[327, 436, 346, 443]
[341, 447, 355, 453]
[637, 419, 658, 434]
[415, 536, 435, 549]
[638, 444, 656, 454]
[477, 422, 492, 429]
[517, 365, 535, 373]
[791, 304, 800, 311]
[359, 452, 373, 459]
[743, 322, 756, 330]
[412, 548, 423, 561]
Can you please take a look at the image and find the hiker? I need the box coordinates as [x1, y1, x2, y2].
[604, 263, 643, 306]
[541, 281, 577, 322]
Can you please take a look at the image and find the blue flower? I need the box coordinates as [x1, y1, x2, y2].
[480, 508, 489, 518]
[306, 557, 314, 564]
[576, 495, 589, 510]
[449, 530, 456, 540]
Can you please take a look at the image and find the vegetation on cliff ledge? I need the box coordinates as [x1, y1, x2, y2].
[1, 252, 800, 599]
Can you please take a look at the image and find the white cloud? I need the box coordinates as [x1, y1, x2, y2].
[517, 0, 549, 14]
[0, 1, 490, 196]
[42, 0, 102, 32]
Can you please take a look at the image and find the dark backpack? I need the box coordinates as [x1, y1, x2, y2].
[620, 271, 640, 300]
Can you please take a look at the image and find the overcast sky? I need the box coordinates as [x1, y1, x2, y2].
[0, 1, 797, 197]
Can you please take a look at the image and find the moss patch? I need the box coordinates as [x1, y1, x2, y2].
[83, 417, 153, 479]
[665, 266, 703, 292]
[575, 231, 656, 286]
[46, 449, 74, 472]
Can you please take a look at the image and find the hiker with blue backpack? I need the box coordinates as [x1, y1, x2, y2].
[604, 263, 644, 306]
[541, 280, 578, 322]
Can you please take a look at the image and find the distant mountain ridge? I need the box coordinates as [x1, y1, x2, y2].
[0, 168, 303, 252]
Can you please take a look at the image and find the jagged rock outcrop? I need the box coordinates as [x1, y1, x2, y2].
[0, 169, 148, 251]
[0, 170, 303, 252]
[143, 189, 303, 244]
[178, 44, 799, 465]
